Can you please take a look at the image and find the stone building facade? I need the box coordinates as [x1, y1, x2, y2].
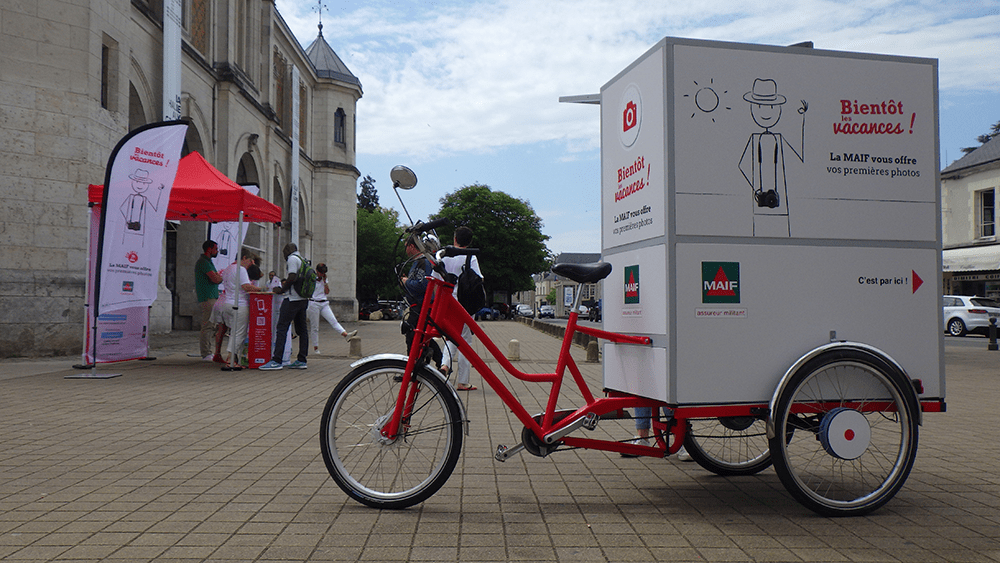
[0, 0, 361, 357]
[941, 136, 1000, 298]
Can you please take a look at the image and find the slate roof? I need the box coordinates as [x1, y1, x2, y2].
[942, 135, 1000, 178]
[305, 28, 361, 89]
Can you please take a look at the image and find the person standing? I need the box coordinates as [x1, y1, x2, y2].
[220, 248, 267, 367]
[440, 226, 481, 391]
[195, 240, 223, 360]
[621, 407, 692, 461]
[259, 243, 311, 370]
[308, 263, 357, 354]
[400, 235, 449, 374]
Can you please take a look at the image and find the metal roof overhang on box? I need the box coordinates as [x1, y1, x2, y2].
[942, 246, 1000, 272]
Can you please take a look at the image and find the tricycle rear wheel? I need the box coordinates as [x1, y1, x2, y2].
[769, 349, 919, 516]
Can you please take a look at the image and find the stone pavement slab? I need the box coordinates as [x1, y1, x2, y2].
[0, 320, 999, 562]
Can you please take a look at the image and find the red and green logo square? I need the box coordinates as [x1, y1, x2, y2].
[702, 262, 740, 303]
[624, 265, 640, 304]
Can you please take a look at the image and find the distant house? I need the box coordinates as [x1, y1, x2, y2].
[941, 136, 1000, 298]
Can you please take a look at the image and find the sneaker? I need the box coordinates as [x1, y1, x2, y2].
[287, 360, 307, 369]
[313, 347, 321, 355]
[203, 354, 214, 362]
[620, 436, 650, 458]
[344, 329, 358, 340]
[677, 446, 693, 462]
[258, 360, 284, 371]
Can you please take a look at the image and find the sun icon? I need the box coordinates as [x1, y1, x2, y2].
[683, 78, 730, 123]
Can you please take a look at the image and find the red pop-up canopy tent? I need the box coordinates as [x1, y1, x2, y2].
[83, 150, 282, 369]
[89, 151, 282, 223]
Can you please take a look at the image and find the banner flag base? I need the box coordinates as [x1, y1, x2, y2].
[65, 372, 122, 379]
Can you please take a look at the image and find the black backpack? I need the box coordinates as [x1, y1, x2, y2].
[456, 254, 486, 314]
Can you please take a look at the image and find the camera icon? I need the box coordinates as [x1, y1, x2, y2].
[622, 101, 638, 132]
[756, 189, 780, 209]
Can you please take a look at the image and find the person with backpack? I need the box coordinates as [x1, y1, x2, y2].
[440, 226, 483, 391]
[260, 243, 312, 370]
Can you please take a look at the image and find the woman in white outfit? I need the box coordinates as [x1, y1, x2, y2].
[220, 249, 267, 364]
[308, 263, 357, 354]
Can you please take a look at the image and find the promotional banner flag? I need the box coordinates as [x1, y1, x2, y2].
[209, 185, 260, 273]
[95, 121, 187, 315]
[84, 208, 151, 365]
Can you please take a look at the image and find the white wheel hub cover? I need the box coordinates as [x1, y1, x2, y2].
[819, 408, 871, 460]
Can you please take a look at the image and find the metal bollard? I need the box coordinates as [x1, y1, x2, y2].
[586, 340, 600, 363]
[348, 335, 362, 358]
[508, 339, 520, 361]
[990, 318, 998, 351]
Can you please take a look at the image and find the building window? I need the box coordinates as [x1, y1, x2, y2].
[101, 44, 110, 109]
[978, 188, 995, 238]
[274, 50, 288, 129]
[334, 108, 346, 145]
[100, 35, 118, 111]
[235, 0, 255, 80]
[190, 0, 209, 54]
[299, 83, 308, 146]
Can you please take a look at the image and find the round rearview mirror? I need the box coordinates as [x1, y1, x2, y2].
[390, 165, 417, 190]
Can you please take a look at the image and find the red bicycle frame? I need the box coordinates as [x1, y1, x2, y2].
[381, 273, 686, 457]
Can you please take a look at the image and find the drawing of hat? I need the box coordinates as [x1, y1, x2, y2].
[129, 169, 154, 183]
[744, 79, 786, 105]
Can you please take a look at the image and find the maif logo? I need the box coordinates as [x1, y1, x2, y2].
[624, 265, 640, 304]
[702, 262, 740, 303]
[619, 84, 641, 148]
[122, 281, 134, 293]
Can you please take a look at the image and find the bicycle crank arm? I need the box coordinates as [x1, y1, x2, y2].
[543, 412, 598, 444]
[495, 443, 525, 462]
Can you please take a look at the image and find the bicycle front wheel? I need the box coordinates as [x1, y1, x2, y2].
[320, 359, 464, 509]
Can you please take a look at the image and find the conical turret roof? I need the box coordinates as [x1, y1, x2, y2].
[306, 27, 361, 88]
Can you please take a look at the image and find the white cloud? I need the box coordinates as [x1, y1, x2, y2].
[278, 0, 999, 161]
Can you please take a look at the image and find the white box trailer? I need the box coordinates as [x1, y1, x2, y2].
[598, 37, 943, 408]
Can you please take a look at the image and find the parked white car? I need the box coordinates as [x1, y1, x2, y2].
[943, 295, 1000, 337]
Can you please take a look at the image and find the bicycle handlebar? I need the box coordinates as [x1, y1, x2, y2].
[406, 217, 450, 234]
[439, 246, 479, 257]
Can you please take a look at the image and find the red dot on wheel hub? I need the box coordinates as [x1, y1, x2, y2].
[844, 429, 855, 441]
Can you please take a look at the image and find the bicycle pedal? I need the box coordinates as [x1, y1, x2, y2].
[583, 412, 598, 431]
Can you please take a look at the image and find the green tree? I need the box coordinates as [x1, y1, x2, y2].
[432, 184, 549, 300]
[961, 120, 1000, 155]
[357, 175, 379, 211]
[356, 205, 405, 302]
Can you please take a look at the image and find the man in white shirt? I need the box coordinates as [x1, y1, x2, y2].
[259, 243, 310, 370]
[440, 226, 482, 390]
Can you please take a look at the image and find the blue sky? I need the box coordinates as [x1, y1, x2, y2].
[276, 0, 1000, 254]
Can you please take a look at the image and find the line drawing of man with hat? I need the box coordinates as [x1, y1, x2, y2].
[738, 78, 808, 237]
[120, 168, 165, 246]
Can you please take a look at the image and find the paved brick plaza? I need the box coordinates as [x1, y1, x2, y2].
[1, 320, 999, 562]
